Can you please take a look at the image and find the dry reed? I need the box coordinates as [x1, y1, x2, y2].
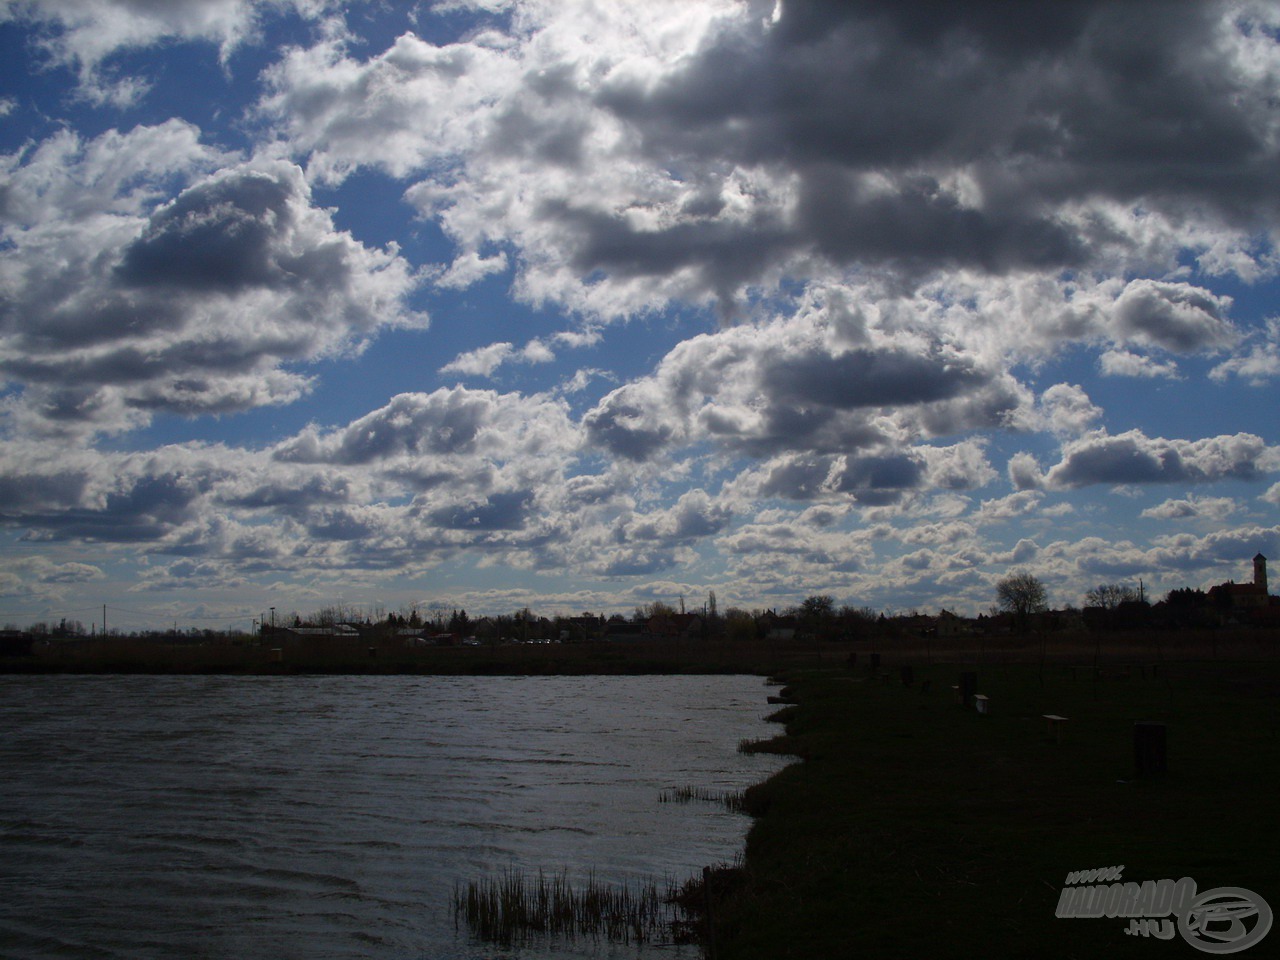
[658, 784, 745, 811]
[452, 868, 694, 945]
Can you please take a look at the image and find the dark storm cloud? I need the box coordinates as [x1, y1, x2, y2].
[762, 346, 989, 410]
[1110, 280, 1236, 353]
[547, 199, 790, 303]
[582, 388, 679, 463]
[426, 490, 533, 531]
[578, 0, 1278, 284]
[6, 472, 210, 543]
[1043, 431, 1273, 489]
[755, 455, 835, 501]
[218, 473, 357, 511]
[754, 452, 925, 505]
[795, 171, 1088, 275]
[828, 454, 926, 505]
[117, 170, 308, 292]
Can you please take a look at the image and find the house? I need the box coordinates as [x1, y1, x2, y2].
[647, 613, 704, 640]
[759, 611, 798, 641]
[274, 624, 362, 642]
[603, 617, 649, 641]
[935, 609, 970, 638]
[0, 630, 34, 656]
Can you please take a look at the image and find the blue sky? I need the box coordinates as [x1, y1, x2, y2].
[2, 0, 1279, 633]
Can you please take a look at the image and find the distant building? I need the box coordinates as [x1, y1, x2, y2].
[274, 624, 361, 642]
[1208, 553, 1271, 610]
[0, 630, 34, 656]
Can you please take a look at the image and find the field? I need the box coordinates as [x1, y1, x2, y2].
[710, 641, 1280, 959]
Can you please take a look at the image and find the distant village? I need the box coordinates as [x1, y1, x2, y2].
[2, 553, 1276, 658]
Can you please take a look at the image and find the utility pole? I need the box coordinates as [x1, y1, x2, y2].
[103, 604, 107, 638]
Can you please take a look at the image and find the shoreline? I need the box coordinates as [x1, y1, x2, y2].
[4, 626, 1277, 676]
[708, 654, 1280, 958]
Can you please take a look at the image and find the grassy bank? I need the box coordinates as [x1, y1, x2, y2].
[710, 656, 1280, 959]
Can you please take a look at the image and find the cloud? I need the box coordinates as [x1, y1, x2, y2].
[615, 489, 732, 544]
[0, 439, 234, 543]
[1099, 349, 1181, 379]
[1, 129, 422, 436]
[1, 1, 354, 107]
[1141, 495, 1238, 522]
[3, 1, 1279, 623]
[275, 387, 576, 466]
[440, 339, 555, 378]
[286, 2, 1280, 312]
[584, 304, 1021, 463]
[1043, 430, 1276, 489]
[1036, 383, 1103, 437]
[440, 342, 519, 378]
[1149, 524, 1280, 577]
[1107, 279, 1237, 353]
[0, 556, 105, 600]
[437, 249, 510, 290]
[1211, 317, 1280, 384]
[2, 1, 347, 77]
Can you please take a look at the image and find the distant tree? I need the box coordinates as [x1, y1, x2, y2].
[1165, 587, 1207, 607]
[723, 609, 758, 643]
[839, 605, 879, 640]
[635, 601, 678, 622]
[798, 595, 836, 619]
[1084, 583, 1138, 610]
[996, 572, 1048, 631]
[791, 594, 837, 642]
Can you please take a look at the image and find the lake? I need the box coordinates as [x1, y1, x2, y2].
[0, 674, 785, 959]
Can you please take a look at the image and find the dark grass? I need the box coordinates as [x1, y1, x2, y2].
[710, 656, 1280, 959]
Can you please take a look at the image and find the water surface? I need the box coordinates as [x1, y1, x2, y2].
[0, 674, 783, 959]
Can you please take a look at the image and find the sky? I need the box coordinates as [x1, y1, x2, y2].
[1, 0, 1279, 633]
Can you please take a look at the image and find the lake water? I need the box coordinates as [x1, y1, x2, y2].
[0, 674, 785, 959]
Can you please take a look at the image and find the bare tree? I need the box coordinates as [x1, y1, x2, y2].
[1084, 583, 1138, 610]
[996, 571, 1048, 631]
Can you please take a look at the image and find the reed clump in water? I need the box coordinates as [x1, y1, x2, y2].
[658, 784, 745, 811]
[453, 868, 692, 945]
